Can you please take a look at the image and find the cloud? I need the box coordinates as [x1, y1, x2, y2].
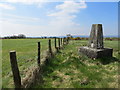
[0, 20, 46, 36]
[1, 0, 44, 4]
[0, 0, 48, 8]
[48, 0, 86, 16]
[0, 3, 15, 10]
[0, 19, 66, 37]
[0, 0, 88, 37]
[47, 0, 87, 35]
[1, 13, 42, 24]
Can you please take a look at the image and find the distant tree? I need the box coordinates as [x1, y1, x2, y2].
[66, 34, 73, 39]
[11, 35, 17, 39]
[66, 34, 71, 37]
[18, 34, 26, 38]
[3, 34, 26, 39]
[44, 37, 47, 39]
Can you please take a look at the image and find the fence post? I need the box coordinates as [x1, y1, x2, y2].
[58, 38, 60, 49]
[38, 42, 40, 66]
[63, 37, 66, 45]
[48, 39, 53, 56]
[66, 37, 68, 44]
[67, 38, 68, 44]
[9, 51, 21, 88]
[55, 37, 57, 49]
[63, 38, 64, 45]
[61, 38, 62, 46]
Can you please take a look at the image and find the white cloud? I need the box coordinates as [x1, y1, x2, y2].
[0, 20, 45, 36]
[0, 3, 15, 10]
[0, 0, 48, 8]
[0, 20, 66, 37]
[1, 0, 44, 4]
[0, 17, 85, 37]
[1, 0, 118, 3]
[48, 0, 86, 17]
[0, 0, 88, 37]
[47, 0, 87, 35]
[56, 0, 86, 13]
[1, 13, 42, 23]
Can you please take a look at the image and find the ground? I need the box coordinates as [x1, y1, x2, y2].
[34, 40, 119, 88]
[2, 39, 56, 88]
[2, 39, 119, 88]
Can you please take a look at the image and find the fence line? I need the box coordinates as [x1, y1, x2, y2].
[9, 37, 69, 88]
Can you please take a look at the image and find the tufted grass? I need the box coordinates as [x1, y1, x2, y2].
[34, 40, 119, 88]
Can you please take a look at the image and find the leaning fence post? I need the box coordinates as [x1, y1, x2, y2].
[10, 51, 21, 88]
[58, 38, 60, 49]
[37, 42, 40, 66]
[48, 39, 53, 56]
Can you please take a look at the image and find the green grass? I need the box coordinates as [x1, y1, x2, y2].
[2, 38, 56, 88]
[2, 39, 119, 88]
[34, 40, 119, 88]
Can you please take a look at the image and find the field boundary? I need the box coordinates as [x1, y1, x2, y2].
[9, 37, 70, 88]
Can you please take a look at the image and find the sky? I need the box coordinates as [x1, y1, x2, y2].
[0, 0, 118, 37]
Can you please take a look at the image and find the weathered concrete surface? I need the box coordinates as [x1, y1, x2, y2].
[79, 47, 113, 59]
[88, 24, 104, 49]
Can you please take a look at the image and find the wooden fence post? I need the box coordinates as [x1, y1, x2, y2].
[37, 42, 40, 66]
[58, 38, 60, 49]
[63, 37, 66, 45]
[55, 37, 57, 49]
[66, 38, 68, 44]
[61, 38, 62, 46]
[63, 38, 64, 45]
[9, 51, 21, 88]
[67, 38, 69, 44]
[48, 39, 53, 56]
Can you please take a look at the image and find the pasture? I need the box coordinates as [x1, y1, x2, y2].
[2, 39, 56, 88]
[2, 39, 119, 88]
[34, 40, 119, 88]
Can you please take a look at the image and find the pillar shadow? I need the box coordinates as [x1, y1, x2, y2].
[97, 57, 119, 65]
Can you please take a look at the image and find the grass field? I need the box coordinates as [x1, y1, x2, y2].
[2, 39, 56, 88]
[34, 40, 119, 88]
[2, 39, 119, 88]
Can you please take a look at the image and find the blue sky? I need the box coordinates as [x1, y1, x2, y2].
[0, 0, 118, 37]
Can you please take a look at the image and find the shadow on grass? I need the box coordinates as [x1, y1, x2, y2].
[98, 57, 119, 65]
[42, 56, 60, 75]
